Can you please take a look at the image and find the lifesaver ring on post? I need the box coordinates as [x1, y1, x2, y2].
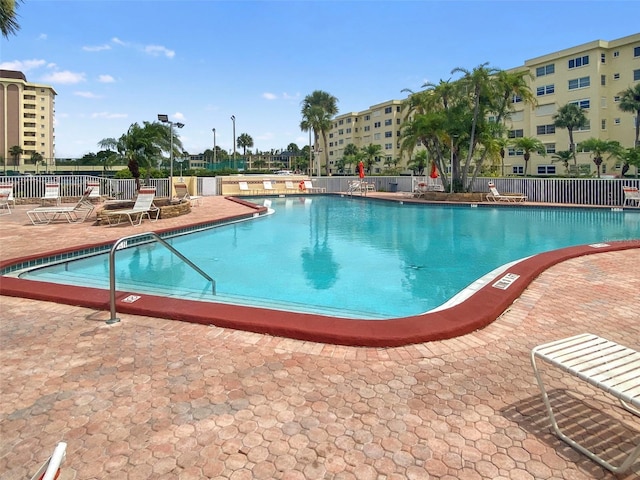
[298, 181, 306, 192]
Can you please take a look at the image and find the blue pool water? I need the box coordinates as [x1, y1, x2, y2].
[19, 196, 639, 319]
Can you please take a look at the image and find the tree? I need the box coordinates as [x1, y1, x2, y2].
[237, 133, 254, 155]
[98, 121, 177, 191]
[361, 144, 383, 174]
[9, 145, 22, 166]
[553, 103, 588, 166]
[578, 138, 621, 178]
[300, 90, 338, 175]
[511, 137, 546, 176]
[551, 150, 573, 175]
[618, 83, 640, 147]
[0, 0, 22, 38]
[407, 150, 428, 175]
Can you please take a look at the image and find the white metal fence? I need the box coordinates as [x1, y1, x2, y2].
[1, 174, 638, 207]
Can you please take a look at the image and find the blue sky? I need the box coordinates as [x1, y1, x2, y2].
[2, 0, 639, 159]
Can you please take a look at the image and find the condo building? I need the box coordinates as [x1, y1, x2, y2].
[327, 33, 640, 177]
[0, 70, 57, 171]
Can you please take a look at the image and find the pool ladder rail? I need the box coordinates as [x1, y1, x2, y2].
[108, 232, 215, 324]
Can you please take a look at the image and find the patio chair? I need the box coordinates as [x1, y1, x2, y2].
[174, 182, 202, 206]
[41, 183, 61, 206]
[284, 180, 298, 193]
[0, 192, 10, 215]
[103, 187, 160, 226]
[0, 183, 16, 206]
[622, 186, 640, 207]
[303, 180, 326, 193]
[262, 180, 276, 193]
[486, 182, 526, 202]
[27, 187, 95, 225]
[238, 181, 255, 195]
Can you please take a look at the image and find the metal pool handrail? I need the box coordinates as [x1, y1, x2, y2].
[108, 232, 215, 324]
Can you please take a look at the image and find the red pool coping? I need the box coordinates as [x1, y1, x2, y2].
[1, 205, 638, 347]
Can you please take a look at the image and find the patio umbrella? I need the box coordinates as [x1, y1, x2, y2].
[358, 161, 365, 179]
[429, 161, 438, 179]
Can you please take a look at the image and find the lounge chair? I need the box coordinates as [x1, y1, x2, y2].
[174, 182, 202, 206]
[262, 180, 276, 193]
[622, 186, 640, 207]
[41, 182, 61, 206]
[348, 180, 366, 196]
[103, 187, 160, 226]
[238, 181, 255, 195]
[0, 183, 16, 206]
[0, 192, 10, 215]
[486, 182, 527, 202]
[284, 180, 298, 193]
[27, 187, 95, 225]
[303, 180, 326, 193]
[30, 442, 67, 480]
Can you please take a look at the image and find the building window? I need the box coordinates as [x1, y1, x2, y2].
[568, 55, 589, 69]
[635, 46, 640, 57]
[613, 50, 620, 57]
[346, 128, 351, 134]
[374, 133, 381, 140]
[614, 73, 620, 80]
[614, 95, 621, 102]
[338, 119, 343, 125]
[536, 124, 556, 135]
[507, 148, 524, 156]
[374, 122, 381, 128]
[385, 143, 393, 150]
[545, 143, 556, 154]
[569, 99, 590, 109]
[385, 106, 392, 114]
[384, 119, 392, 126]
[568, 76, 590, 90]
[601, 119, 606, 130]
[364, 126, 370, 132]
[634, 69, 640, 81]
[396, 106, 401, 112]
[535, 64, 555, 77]
[385, 131, 392, 138]
[346, 118, 352, 123]
[338, 129, 343, 135]
[614, 118, 621, 125]
[576, 121, 591, 131]
[512, 94, 522, 103]
[508, 129, 524, 138]
[537, 165, 556, 175]
[364, 115, 370, 121]
[536, 84, 555, 96]
[396, 118, 401, 125]
[601, 75, 606, 86]
[512, 166, 524, 174]
[600, 53, 606, 64]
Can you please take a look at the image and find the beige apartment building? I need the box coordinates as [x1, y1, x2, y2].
[328, 33, 640, 177]
[0, 70, 57, 172]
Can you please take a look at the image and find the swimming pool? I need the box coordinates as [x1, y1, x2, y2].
[16, 196, 640, 319]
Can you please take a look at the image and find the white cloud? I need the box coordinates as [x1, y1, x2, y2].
[90, 112, 128, 119]
[98, 74, 115, 83]
[40, 70, 86, 84]
[111, 37, 127, 46]
[82, 44, 112, 52]
[144, 45, 175, 58]
[37, 33, 47, 40]
[173, 112, 186, 121]
[282, 92, 300, 100]
[263, 92, 277, 100]
[74, 91, 101, 99]
[0, 59, 46, 71]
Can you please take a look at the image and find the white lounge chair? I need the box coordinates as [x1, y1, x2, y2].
[41, 183, 61, 206]
[87, 181, 102, 202]
[262, 180, 277, 193]
[0, 183, 16, 206]
[302, 180, 326, 193]
[27, 187, 95, 225]
[104, 187, 160, 226]
[0, 192, 10, 215]
[238, 181, 255, 195]
[622, 186, 640, 207]
[284, 180, 298, 193]
[486, 182, 526, 202]
[174, 182, 202, 206]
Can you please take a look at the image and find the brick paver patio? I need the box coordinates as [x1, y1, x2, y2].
[1, 196, 638, 479]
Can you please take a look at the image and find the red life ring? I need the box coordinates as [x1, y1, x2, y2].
[298, 181, 306, 191]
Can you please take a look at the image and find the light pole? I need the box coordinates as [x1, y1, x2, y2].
[212, 128, 216, 167]
[158, 114, 184, 198]
[230, 115, 236, 170]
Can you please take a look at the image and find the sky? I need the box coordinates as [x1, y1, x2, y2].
[1, 0, 639, 159]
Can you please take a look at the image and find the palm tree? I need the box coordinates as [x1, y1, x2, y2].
[300, 90, 338, 175]
[511, 137, 546, 176]
[361, 144, 383, 174]
[1, 0, 22, 38]
[342, 143, 360, 174]
[618, 83, 640, 147]
[551, 150, 573, 175]
[9, 145, 22, 166]
[237, 133, 254, 155]
[553, 103, 588, 166]
[408, 150, 428, 175]
[578, 138, 621, 178]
